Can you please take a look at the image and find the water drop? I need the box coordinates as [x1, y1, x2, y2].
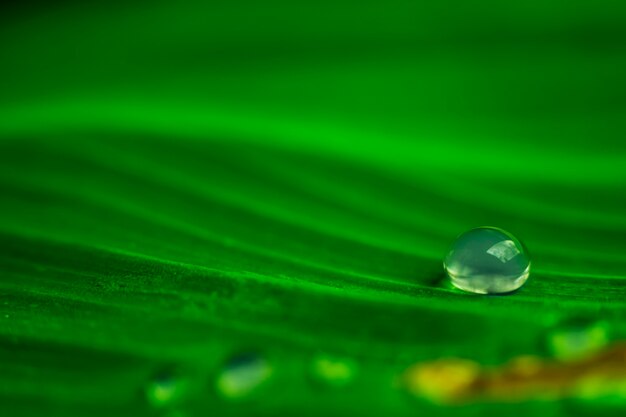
[309, 354, 356, 387]
[216, 353, 272, 400]
[548, 320, 610, 360]
[444, 227, 530, 294]
[145, 370, 188, 408]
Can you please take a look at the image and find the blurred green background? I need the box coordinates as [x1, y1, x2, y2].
[1, 1, 625, 416]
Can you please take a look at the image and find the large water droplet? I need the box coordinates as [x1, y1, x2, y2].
[444, 227, 530, 294]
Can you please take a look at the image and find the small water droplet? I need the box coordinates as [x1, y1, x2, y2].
[216, 353, 272, 400]
[548, 320, 610, 360]
[309, 354, 356, 388]
[145, 370, 188, 408]
[444, 227, 530, 294]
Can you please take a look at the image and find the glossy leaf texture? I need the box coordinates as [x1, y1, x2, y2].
[1, 1, 626, 416]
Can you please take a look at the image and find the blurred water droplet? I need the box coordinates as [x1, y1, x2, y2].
[310, 354, 356, 388]
[145, 370, 188, 408]
[548, 320, 610, 360]
[402, 358, 481, 403]
[216, 353, 272, 399]
[506, 355, 544, 377]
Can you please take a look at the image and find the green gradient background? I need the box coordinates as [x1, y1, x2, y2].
[1, 1, 626, 416]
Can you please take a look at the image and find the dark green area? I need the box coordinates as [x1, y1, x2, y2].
[1, 1, 625, 415]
